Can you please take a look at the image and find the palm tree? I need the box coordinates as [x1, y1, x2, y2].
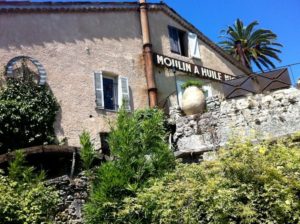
[219, 19, 282, 72]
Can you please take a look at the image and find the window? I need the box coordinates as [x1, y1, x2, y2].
[168, 26, 188, 56]
[6, 56, 47, 85]
[94, 72, 131, 111]
[176, 79, 185, 107]
[202, 85, 212, 98]
[168, 26, 200, 59]
[103, 76, 117, 110]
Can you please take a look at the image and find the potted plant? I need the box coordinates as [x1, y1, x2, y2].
[181, 80, 205, 115]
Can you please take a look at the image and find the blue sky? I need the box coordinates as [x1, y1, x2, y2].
[32, 0, 300, 83]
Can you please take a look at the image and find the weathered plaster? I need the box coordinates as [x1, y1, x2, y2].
[0, 12, 148, 147]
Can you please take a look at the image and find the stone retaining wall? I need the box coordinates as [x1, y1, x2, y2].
[46, 172, 90, 224]
[170, 88, 300, 158]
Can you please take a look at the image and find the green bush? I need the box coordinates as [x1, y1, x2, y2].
[117, 137, 300, 224]
[79, 131, 96, 170]
[0, 150, 59, 224]
[181, 80, 204, 89]
[0, 75, 59, 153]
[84, 108, 175, 224]
[8, 150, 45, 183]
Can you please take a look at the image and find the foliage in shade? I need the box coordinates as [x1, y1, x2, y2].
[116, 134, 300, 224]
[219, 19, 282, 72]
[8, 150, 45, 183]
[181, 80, 204, 90]
[0, 74, 59, 153]
[79, 131, 96, 170]
[84, 108, 175, 224]
[0, 150, 59, 224]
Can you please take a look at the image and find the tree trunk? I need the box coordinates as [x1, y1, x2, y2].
[235, 40, 251, 71]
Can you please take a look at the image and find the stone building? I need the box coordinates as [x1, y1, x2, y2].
[0, 1, 250, 148]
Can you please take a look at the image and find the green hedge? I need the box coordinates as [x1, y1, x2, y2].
[117, 136, 300, 223]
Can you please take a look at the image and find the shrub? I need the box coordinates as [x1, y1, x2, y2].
[0, 74, 59, 153]
[8, 150, 45, 183]
[181, 80, 204, 89]
[0, 150, 59, 224]
[79, 131, 96, 170]
[84, 108, 175, 224]
[117, 136, 300, 224]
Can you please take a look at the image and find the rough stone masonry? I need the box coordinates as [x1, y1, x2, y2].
[46, 172, 90, 224]
[169, 88, 300, 158]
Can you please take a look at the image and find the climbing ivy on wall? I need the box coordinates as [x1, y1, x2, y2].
[0, 70, 59, 153]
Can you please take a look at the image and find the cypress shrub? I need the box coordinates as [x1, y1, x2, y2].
[84, 108, 175, 224]
[79, 131, 96, 170]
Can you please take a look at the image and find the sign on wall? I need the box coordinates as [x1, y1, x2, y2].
[153, 53, 235, 82]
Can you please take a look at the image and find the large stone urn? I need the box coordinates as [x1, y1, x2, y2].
[181, 86, 205, 115]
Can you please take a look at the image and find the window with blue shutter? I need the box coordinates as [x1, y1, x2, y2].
[103, 77, 116, 110]
[168, 26, 181, 54]
[168, 26, 188, 57]
[94, 72, 130, 111]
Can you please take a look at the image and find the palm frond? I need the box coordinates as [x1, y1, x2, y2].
[218, 19, 282, 72]
[262, 47, 282, 53]
[245, 21, 259, 38]
[257, 58, 272, 70]
[271, 42, 283, 47]
[259, 50, 282, 62]
[218, 40, 235, 46]
[258, 55, 276, 68]
[235, 19, 244, 38]
[252, 58, 265, 72]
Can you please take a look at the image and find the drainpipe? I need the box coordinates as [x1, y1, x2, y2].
[139, 0, 158, 108]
